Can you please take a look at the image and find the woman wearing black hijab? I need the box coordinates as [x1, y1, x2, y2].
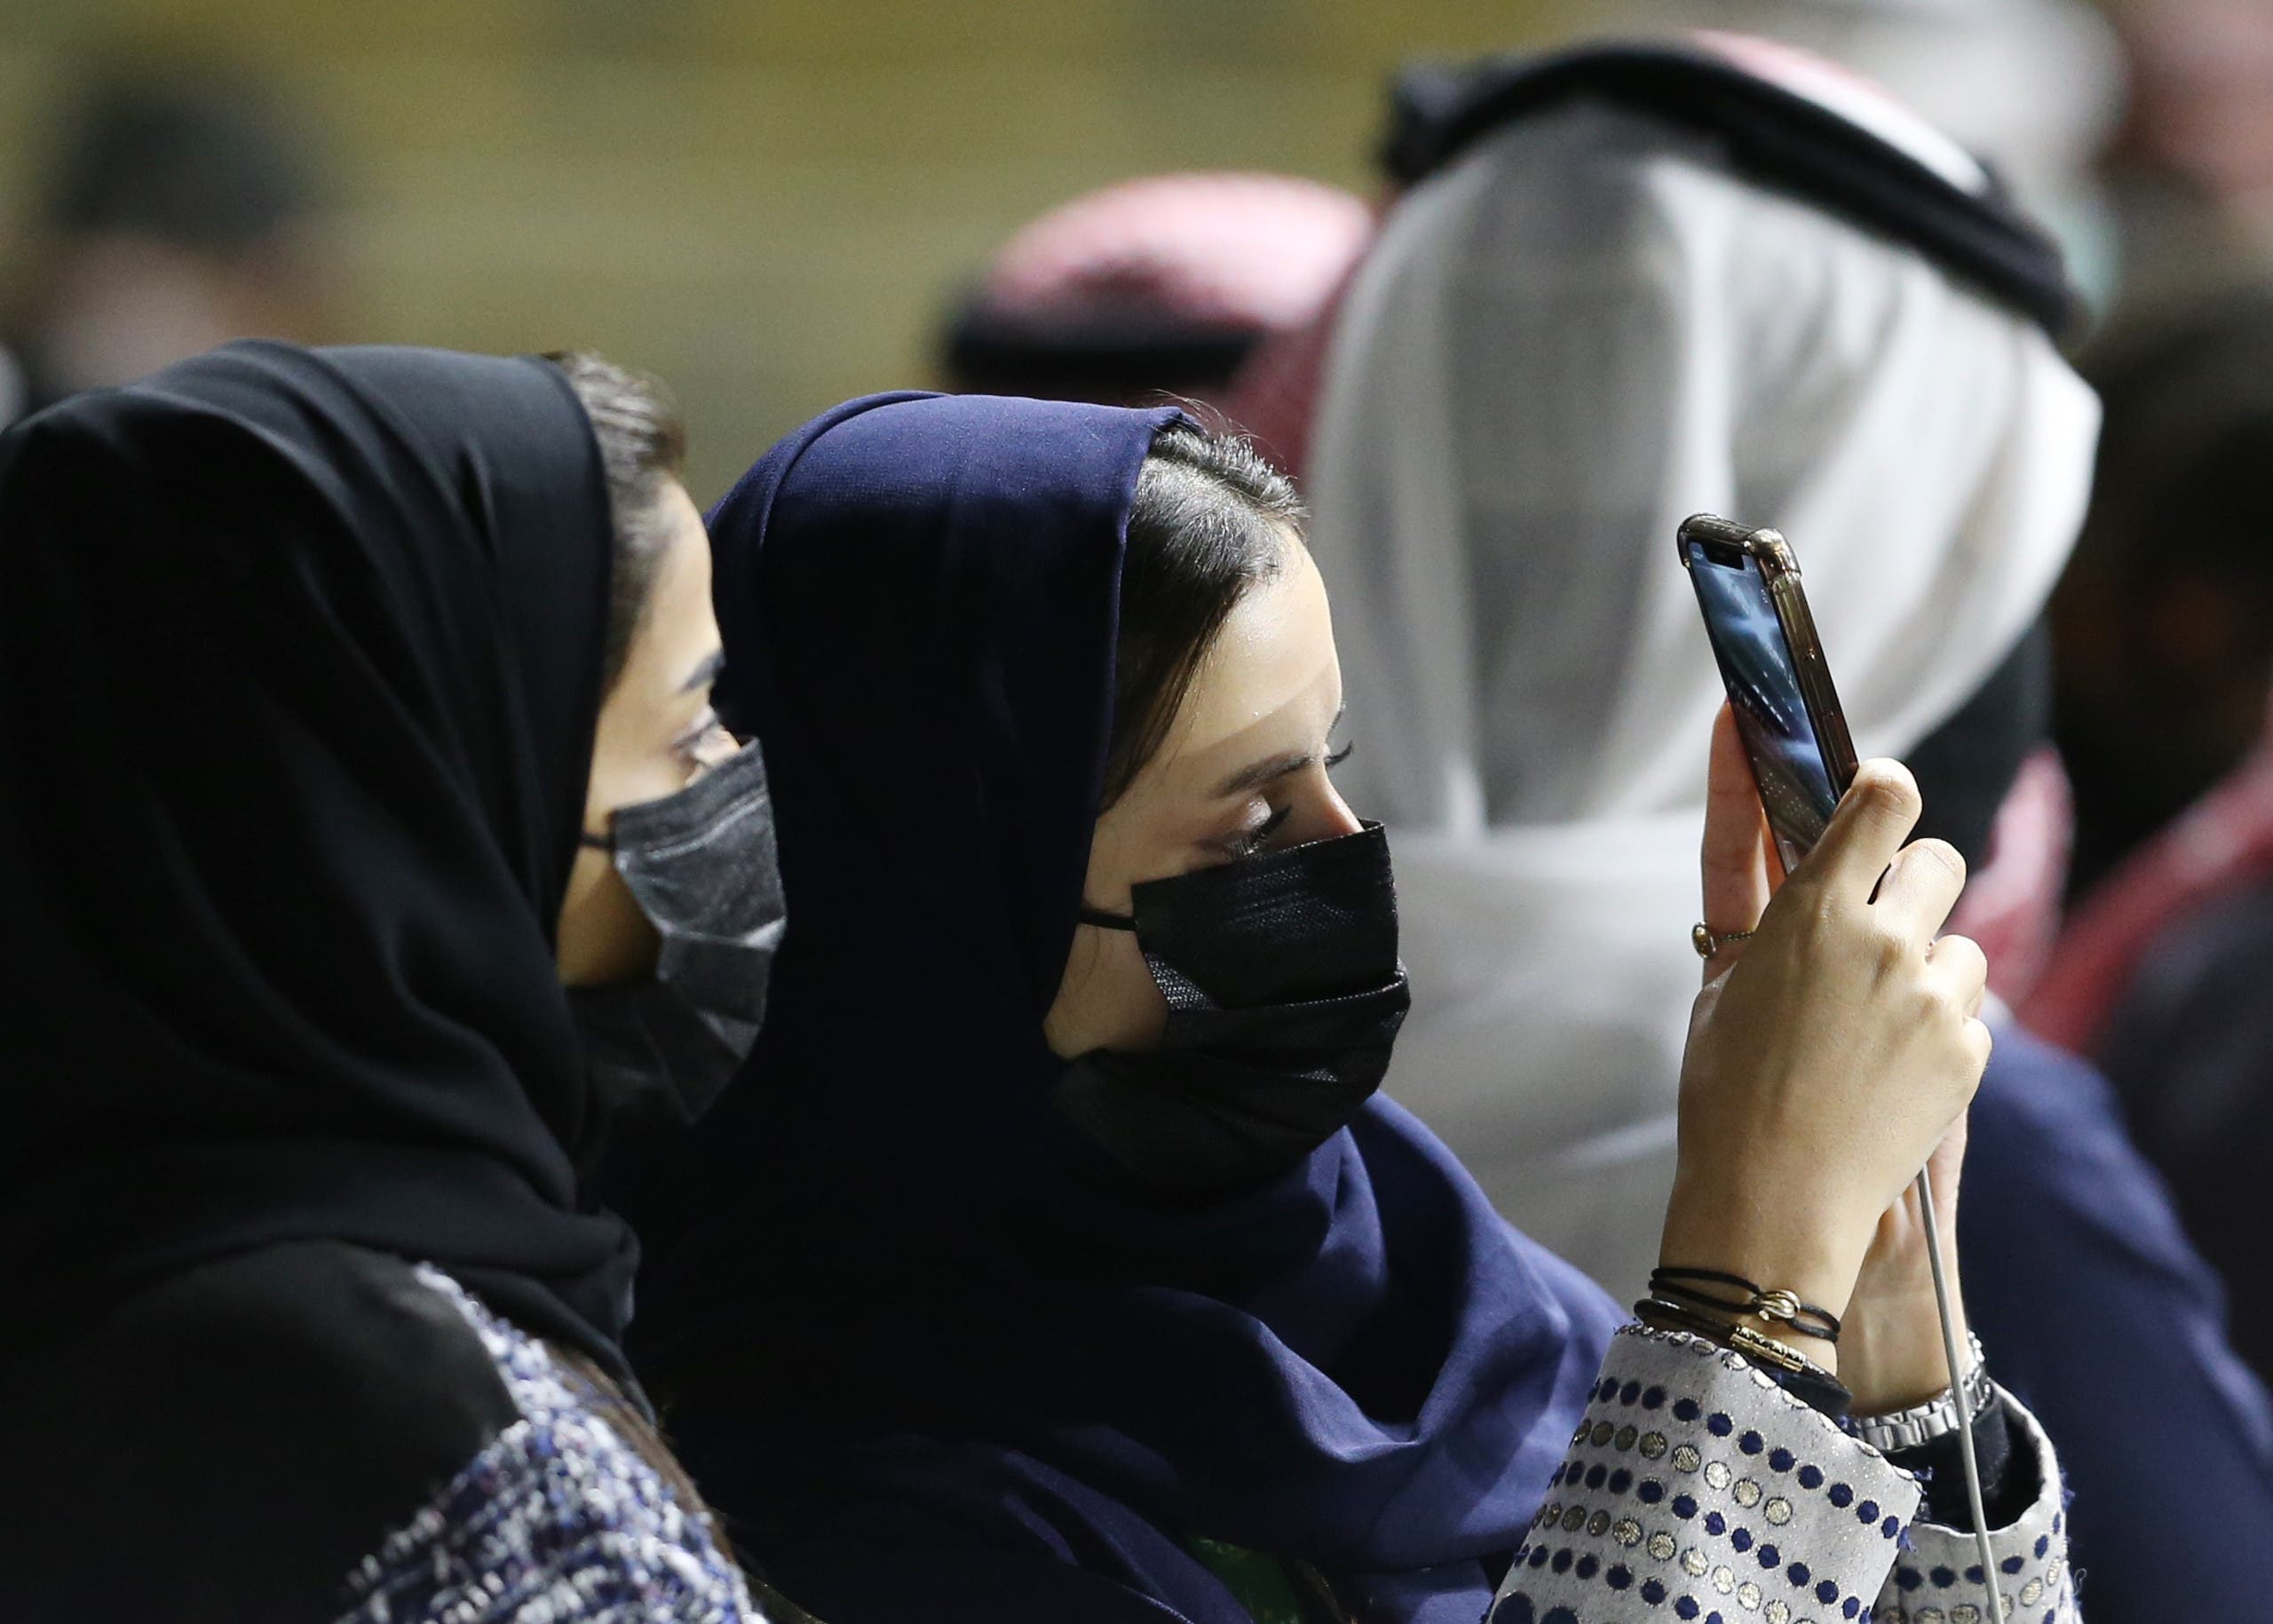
[0, 342, 784, 1622]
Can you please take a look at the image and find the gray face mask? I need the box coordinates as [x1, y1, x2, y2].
[568, 738, 786, 1134]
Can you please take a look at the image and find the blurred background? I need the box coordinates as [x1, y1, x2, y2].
[7, 0, 2254, 498]
[18, 0, 2223, 500]
[0, 0, 1624, 498]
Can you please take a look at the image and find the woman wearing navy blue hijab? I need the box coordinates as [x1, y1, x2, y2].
[627, 392, 2086, 1624]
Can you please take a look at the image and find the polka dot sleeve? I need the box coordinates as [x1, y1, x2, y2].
[1875, 1390, 2077, 1624]
[1489, 1325, 1931, 1624]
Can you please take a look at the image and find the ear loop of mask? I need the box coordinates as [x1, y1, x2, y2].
[1076, 905, 1137, 931]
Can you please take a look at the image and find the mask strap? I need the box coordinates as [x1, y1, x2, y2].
[1077, 905, 1137, 931]
[578, 832, 614, 852]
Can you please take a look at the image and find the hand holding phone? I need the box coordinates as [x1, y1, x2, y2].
[1672, 517, 2003, 1615]
[1668, 728, 1978, 1306]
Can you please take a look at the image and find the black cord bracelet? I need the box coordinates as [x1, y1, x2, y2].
[1648, 1278, 1840, 1342]
[1651, 1266, 1842, 1342]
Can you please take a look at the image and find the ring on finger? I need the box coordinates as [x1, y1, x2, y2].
[1692, 923, 1754, 959]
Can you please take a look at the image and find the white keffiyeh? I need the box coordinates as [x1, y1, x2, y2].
[1303, 86, 2099, 1297]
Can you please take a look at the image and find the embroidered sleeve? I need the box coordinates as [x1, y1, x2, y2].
[332, 1267, 764, 1624]
[1491, 1326, 1923, 1624]
[1873, 1389, 2077, 1624]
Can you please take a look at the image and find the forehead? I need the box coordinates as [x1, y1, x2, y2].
[1158, 543, 1341, 773]
[635, 487, 709, 610]
[616, 487, 716, 678]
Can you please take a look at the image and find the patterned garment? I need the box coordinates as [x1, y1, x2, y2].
[336, 1267, 764, 1624]
[1491, 1327, 2077, 1624]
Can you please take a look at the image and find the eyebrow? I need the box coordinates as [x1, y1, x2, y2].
[1212, 749, 1312, 798]
[1208, 703, 1347, 798]
[679, 649, 725, 694]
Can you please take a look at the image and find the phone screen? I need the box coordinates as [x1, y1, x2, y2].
[1683, 535, 1841, 872]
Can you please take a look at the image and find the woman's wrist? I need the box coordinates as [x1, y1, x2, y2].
[1658, 1172, 1870, 1326]
[1841, 1277, 1972, 1414]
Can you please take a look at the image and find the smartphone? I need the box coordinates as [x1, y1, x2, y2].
[1677, 515, 1859, 875]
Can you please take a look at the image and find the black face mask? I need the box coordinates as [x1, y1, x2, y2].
[569, 738, 786, 1139]
[1055, 820, 1411, 1199]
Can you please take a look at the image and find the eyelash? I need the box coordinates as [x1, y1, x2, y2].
[1221, 742, 1354, 860]
[673, 709, 721, 764]
[1226, 803, 1294, 860]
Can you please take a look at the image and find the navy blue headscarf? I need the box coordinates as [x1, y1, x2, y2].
[622, 392, 1619, 1624]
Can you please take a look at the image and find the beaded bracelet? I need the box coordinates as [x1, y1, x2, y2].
[1634, 1295, 1853, 1419]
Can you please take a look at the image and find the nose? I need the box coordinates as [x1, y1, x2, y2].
[1314, 775, 1364, 840]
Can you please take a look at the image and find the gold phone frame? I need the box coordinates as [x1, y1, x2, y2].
[1677, 514, 1860, 853]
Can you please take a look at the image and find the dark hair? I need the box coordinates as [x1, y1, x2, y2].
[547, 352, 690, 691]
[1103, 424, 1306, 804]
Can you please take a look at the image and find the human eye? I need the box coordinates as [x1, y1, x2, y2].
[1220, 801, 1293, 861]
[672, 709, 733, 774]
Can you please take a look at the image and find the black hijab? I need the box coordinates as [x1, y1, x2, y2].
[0, 340, 641, 1380]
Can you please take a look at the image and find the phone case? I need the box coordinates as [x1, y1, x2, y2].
[1676, 514, 1860, 800]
